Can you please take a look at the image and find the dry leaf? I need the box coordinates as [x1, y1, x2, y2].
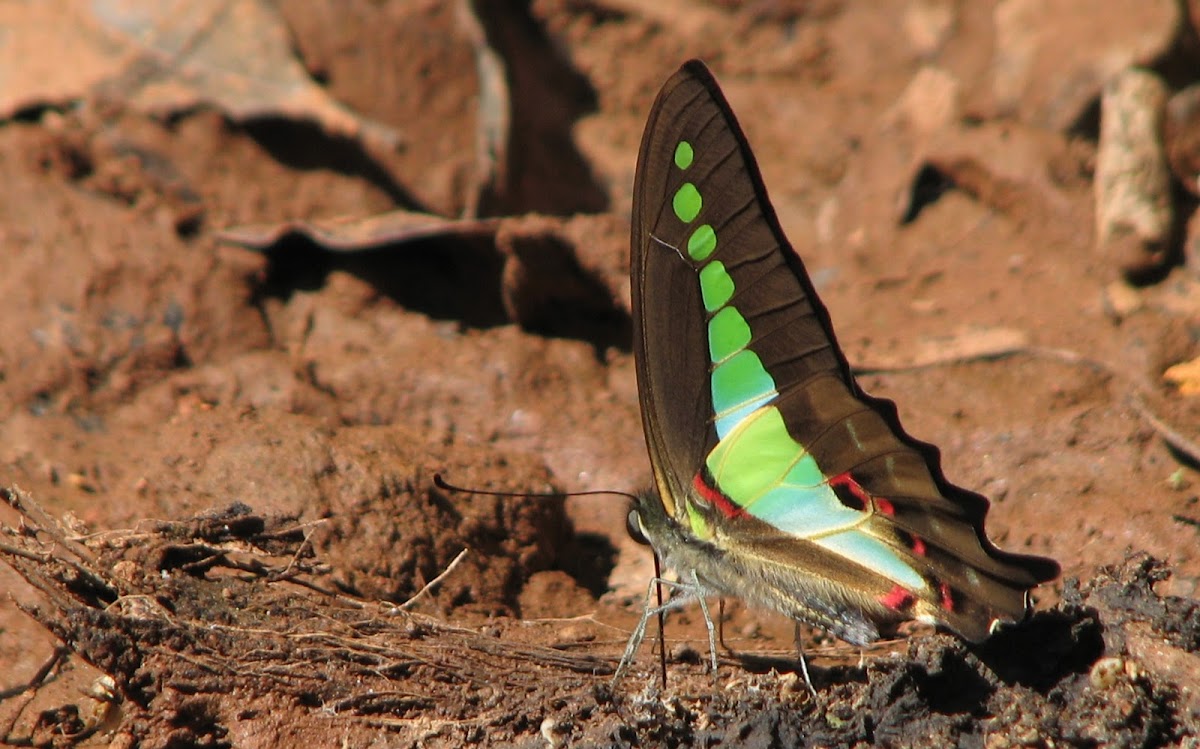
[855, 327, 1030, 372]
[0, 0, 402, 151]
[1164, 356, 1200, 396]
[220, 212, 626, 343]
[0, 1, 131, 117]
[219, 210, 500, 252]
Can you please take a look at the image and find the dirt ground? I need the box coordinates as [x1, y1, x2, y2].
[2, 1, 1200, 746]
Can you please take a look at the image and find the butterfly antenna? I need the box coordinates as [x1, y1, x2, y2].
[434, 473, 640, 503]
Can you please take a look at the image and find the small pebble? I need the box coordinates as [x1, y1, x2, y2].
[1090, 656, 1125, 689]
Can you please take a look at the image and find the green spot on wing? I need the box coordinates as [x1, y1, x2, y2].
[687, 224, 717, 261]
[673, 183, 702, 223]
[709, 349, 777, 439]
[699, 260, 733, 311]
[708, 306, 750, 362]
[674, 141, 694, 169]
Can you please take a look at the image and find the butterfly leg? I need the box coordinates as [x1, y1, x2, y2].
[613, 575, 704, 686]
[689, 570, 719, 680]
[792, 621, 818, 698]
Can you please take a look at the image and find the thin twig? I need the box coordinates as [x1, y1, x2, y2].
[0, 541, 51, 565]
[854, 343, 1120, 378]
[1129, 394, 1200, 464]
[862, 343, 1200, 468]
[0, 646, 66, 702]
[280, 525, 316, 576]
[0, 646, 67, 745]
[273, 574, 368, 609]
[1, 486, 100, 567]
[398, 548, 468, 611]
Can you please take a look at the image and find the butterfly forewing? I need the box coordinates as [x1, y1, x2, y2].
[630, 60, 1057, 645]
[631, 77, 723, 512]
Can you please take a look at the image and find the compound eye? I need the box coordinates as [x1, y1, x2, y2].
[625, 509, 649, 545]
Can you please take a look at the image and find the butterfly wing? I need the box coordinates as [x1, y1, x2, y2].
[630, 60, 1058, 644]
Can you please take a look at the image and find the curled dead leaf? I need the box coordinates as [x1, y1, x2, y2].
[1164, 356, 1200, 396]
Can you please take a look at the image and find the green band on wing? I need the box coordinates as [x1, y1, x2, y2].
[673, 183, 702, 223]
[708, 307, 751, 363]
[674, 141, 694, 170]
[710, 350, 776, 437]
[698, 259, 732, 311]
[688, 224, 717, 262]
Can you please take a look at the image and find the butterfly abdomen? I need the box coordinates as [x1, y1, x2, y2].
[635, 486, 884, 646]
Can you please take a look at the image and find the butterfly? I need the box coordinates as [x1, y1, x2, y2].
[621, 59, 1058, 680]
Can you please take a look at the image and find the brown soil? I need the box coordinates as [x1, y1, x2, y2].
[2, 2, 1200, 747]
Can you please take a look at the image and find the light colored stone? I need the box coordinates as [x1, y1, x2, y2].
[1095, 68, 1172, 276]
[903, 0, 957, 57]
[892, 65, 962, 135]
[1101, 280, 1144, 320]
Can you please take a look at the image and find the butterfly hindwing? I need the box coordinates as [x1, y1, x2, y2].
[630, 60, 1058, 645]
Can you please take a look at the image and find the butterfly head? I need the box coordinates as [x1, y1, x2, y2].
[626, 486, 686, 554]
[626, 485, 671, 545]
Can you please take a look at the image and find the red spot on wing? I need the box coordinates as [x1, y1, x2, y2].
[939, 581, 956, 612]
[692, 472, 745, 519]
[897, 530, 928, 557]
[830, 472, 896, 517]
[829, 472, 869, 510]
[879, 584, 915, 611]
